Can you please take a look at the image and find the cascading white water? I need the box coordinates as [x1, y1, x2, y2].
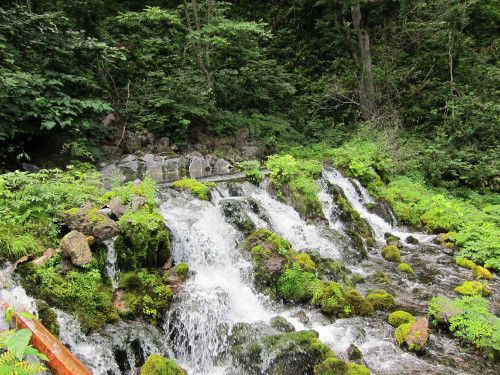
[104, 237, 120, 288]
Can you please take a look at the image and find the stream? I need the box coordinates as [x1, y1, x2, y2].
[1, 166, 498, 374]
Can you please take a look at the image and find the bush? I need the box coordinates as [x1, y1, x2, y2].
[235, 161, 263, 185]
[277, 262, 323, 302]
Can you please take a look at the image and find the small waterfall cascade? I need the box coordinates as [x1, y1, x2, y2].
[1, 167, 497, 375]
[104, 237, 120, 288]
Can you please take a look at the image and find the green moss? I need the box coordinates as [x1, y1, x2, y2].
[454, 281, 491, 296]
[398, 263, 414, 275]
[472, 265, 493, 280]
[277, 262, 323, 302]
[388, 311, 415, 327]
[121, 270, 173, 325]
[385, 236, 400, 245]
[116, 210, 171, 271]
[368, 271, 391, 285]
[312, 282, 373, 318]
[366, 290, 396, 310]
[172, 177, 212, 200]
[140, 354, 186, 375]
[176, 263, 189, 280]
[381, 246, 401, 262]
[395, 323, 411, 346]
[296, 253, 317, 272]
[313, 357, 371, 375]
[456, 257, 476, 269]
[36, 300, 60, 337]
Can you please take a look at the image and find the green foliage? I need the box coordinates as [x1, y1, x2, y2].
[277, 262, 323, 302]
[112, 176, 157, 207]
[429, 295, 500, 351]
[235, 161, 263, 185]
[266, 155, 323, 218]
[0, 327, 48, 375]
[172, 177, 213, 200]
[312, 282, 373, 318]
[388, 311, 415, 328]
[19, 262, 118, 333]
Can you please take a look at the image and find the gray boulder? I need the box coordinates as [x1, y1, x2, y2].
[214, 159, 233, 174]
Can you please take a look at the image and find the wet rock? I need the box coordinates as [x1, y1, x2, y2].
[60, 230, 93, 266]
[58, 203, 120, 242]
[270, 316, 295, 333]
[365, 290, 395, 310]
[121, 154, 138, 163]
[406, 235, 419, 245]
[155, 137, 171, 154]
[141, 153, 156, 163]
[214, 159, 233, 174]
[437, 255, 454, 264]
[396, 318, 430, 353]
[98, 208, 113, 218]
[220, 199, 256, 237]
[185, 151, 203, 159]
[346, 344, 363, 361]
[441, 246, 455, 256]
[117, 160, 140, 180]
[189, 156, 211, 173]
[291, 310, 310, 325]
[144, 160, 163, 181]
[36, 300, 60, 337]
[140, 354, 186, 375]
[381, 245, 401, 262]
[365, 199, 395, 225]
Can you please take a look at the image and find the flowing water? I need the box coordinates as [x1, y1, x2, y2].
[1, 167, 498, 374]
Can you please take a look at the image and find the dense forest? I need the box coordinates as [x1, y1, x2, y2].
[0, 1, 499, 374]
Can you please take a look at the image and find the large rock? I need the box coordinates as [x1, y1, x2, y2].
[60, 231, 93, 266]
[59, 204, 120, 242]
[395, 318, 430, 353]
[164, 157, 189, 172]
[189, 156, 211, 173]
[100, 165, 126, 190]
[117, 160, 140, 180]
[144, 160, 164, 181]
[108, 198, 128, 219]
[214, 159, 233, 174]
[430, 294, 465, 324]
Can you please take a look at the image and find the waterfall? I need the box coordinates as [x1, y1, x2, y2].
[104, 237, 120, 288]
[2, 167, 496, 375]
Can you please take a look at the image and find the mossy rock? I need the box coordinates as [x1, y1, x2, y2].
[176, 263, 189, 280]
[405, 236, 419, 245]
[395, 318, 430, 354]
[296, 253, 317, 272]
[456, 257, 476, 269]
[232, 330, 334, 375]
[395, 323, 411, 346]
[398, 263, 414, 275]
[277, 262, 323, 302]
[384, 233, 400, 241]
[36, 300, 60, 337]
[366, 290, 395, 311]
[388, 311, 415, 327]
[314, 357, 371, 375]
[312, 282, 373, 318]
[381, 246, 401, 262]
[140, 354, 186, 375]
[334, 196, 372, 239]
[172, 177, 213, 200]
[344, 229, 368, 258]
[115, 210, 171, 271]
[366, 271, 391, 285]
[120, 270, 173, 325]
[270, 316, 296, 333]
[454, 281, 491, 296]
[472, 265, 493, 280]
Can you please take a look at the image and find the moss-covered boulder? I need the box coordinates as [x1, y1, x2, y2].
[454, 281, 491, 296]
[172, 177, 214, 200]
[366, 290, 395, 311]
[395, 318, 430, 354]
[398, 263, 414, 275]
[472, 265, 493, 280]
[313, 357, 371, 375]
[219, 198, 257, 237]
[58, 203, 120, 242]
[140, 354, 186, 375]
[312, 282, 373, 318]
[243, 229, 297, 291]
[36, 300, 60, 337]
[366, 271, 391, 285]
[119, 270, 173, 325]
[388, 311, 415, 327]
[381, 246, 401, 262]
[231, 330, 334, 375]
[115, 209, 171, 271]
[175, 263, 189, 280]
[456, 257, 476, 269]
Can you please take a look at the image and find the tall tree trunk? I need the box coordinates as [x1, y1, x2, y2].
[351, 4, 375, 120]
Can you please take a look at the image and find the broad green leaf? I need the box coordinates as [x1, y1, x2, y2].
[4, 328, 32, 361]
[5, 306, 14, 323]
[24, 346, 49, 361]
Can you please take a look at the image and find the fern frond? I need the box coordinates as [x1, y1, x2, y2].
[14, 359, 48, 373]
[0, 350, 16, 365]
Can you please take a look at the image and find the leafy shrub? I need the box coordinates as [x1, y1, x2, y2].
[235, 161, 264, 185]
[276, 262, 323, 302]
[429, 295, 500, 351]
[265, 154, 323, 218]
